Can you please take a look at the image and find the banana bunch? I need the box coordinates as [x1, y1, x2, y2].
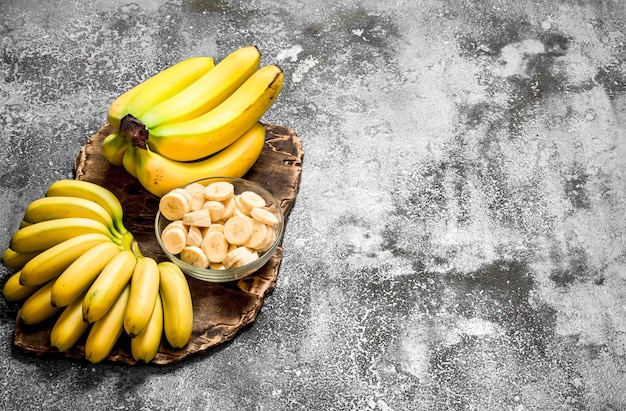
[102, 45, 284, 197]
[1, 179, 194, 364]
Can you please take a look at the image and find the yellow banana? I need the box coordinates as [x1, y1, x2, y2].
[132, 121, 266, 197]
[19, 233, 114, 287]
[10, 217, 118, 254]
[137, 46, 261, 129]
[22, 196, 122, 239]
[2, 271, 40, 302]
[108, 56, 215, 129]
[50, 292, 91, 352]
[50, 241, 122, 308]
[19, 280, 62, 325]
[83, 249, 136, 323]
[84, 283, 130, 364]
[130, 293, 163, 363]
[45, 179, 129, 236]
[101, 132, 128, 167]
[1, 248, 40, 270]
[145, 64, 283, 162]
[124, 256, 160, 338]
[158, 261, 193, 349]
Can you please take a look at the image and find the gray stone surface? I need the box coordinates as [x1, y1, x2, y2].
[2, 0, 626, 409]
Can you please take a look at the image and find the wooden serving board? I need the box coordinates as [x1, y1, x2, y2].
[13, 123, 303, 365]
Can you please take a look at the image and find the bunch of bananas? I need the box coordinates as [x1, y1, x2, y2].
[1, 180, 194, 364]
[102, 45, 284, 197]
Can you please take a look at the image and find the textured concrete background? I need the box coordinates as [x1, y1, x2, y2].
[2, 0, 626, 409]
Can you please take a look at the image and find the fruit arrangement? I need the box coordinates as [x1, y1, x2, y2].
[2, 180, 193, 364]
[101, 45, 284, 197]
[2, 46, 287, 364]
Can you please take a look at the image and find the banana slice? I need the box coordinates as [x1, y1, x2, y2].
[202, 200, 225, 222]
[201, 231, 229, 263]
[223, 215, 253, 245]
[245, 219, 270, 250]
[250, 207, 279, 226]
[186, 225, 203, 247]
[235, 195, 253, 216]
[209, 262, 226, 270]
[222, 246, 252, 269]
[159, 189, 192, 220]
[180, 245, 210, 268]
[222, 196, 236, 219]
[234, 250, 259, 268]
[161, 224, 188, 254]
[185, 183, 207, 211]
[257, 227, 276, 252]
[239, 190, 266, 210]
[204, 181, 235, 202]
[208, 223, 225, 233]
[182, 209, 212, 227]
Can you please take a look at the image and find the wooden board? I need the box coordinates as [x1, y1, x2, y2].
[12, 123, 303, 365]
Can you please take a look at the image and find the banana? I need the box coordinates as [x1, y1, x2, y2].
[122, 144, 139, 178]
[45, 179, 129, 236]
[144, 64, 283, 162]
[132, 121, 266, 197]
[10, 217, 118, 254]
[180, 245, 210, 268]
[159, 189, 192, 220]
[19, 280, 62, 325]
[101, 132, 128, 167]
[204, 181, 235, 202]
[201, 231, 229, 263]
[124, 256, 160, 338]
[137, 46, 261, 129]
[50, 292, 91, 352]
[130, 292, 163, 363]
[1, 248, 40, 270]
[19, 233, 114, 287]
[22, 196, 122, 239]
[2, 271, 40, 302]
[223, 215, 253, 245]
[50, 241, 122, 308]
[84, 283, 130, 364]
[158, 261, 193, 349]
[83, 249, 136, 323]
[108, 57, 215, 129]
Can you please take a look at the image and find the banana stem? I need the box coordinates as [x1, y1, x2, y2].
[120, 114, 149, 149]
[131, 240, 144, 258]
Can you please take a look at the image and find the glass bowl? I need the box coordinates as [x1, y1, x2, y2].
[155, 177, 284, 283]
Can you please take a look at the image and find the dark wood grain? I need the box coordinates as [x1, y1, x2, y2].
[13, 123, 303, 365]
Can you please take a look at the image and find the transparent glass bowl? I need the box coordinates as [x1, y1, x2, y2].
[155, 177, 284, 283]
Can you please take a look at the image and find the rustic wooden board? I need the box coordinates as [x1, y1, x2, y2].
[13, 123, 303, 365]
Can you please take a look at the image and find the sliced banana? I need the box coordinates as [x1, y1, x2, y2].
[182, 209, 212, 227]
[222, 196, 236, 219]
[208, 223, 225, 233]
[180, 245, 210, 268]
[222, 246, 252, 269]
[161, 224, 188, 254]
[202, 200, 225, 222]
[239, 190, 266, 210]
[204, 181, 235, 202]
[223, 215, 253, 245]
[201, 231, 229, 263]
[245, 219, 270, 250]
[159, 188, 192, 220]
[250, 207, 279, 226]
[186, 225, 203, 247]
[185, 182, 207, 211]
[234, 195, 252, 216]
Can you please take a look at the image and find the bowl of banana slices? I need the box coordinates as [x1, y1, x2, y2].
[154, 177, 284, 283]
